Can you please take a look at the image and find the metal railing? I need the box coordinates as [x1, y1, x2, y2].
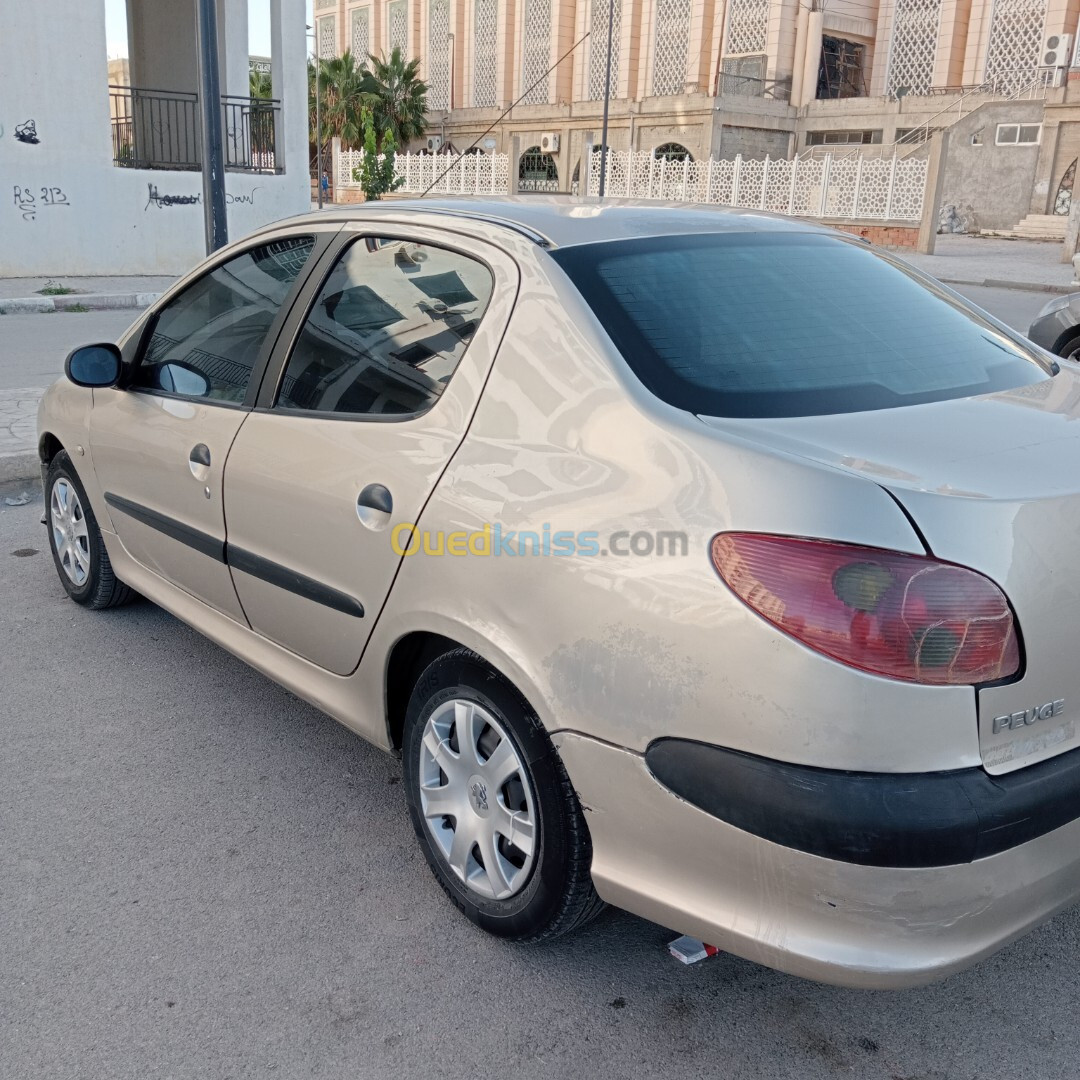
[109, 85, 281, 173]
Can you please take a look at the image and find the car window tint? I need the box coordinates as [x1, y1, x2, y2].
[276, 238, 494, 417]
[133, 236, 315, 403]
[551, 232, 1049, 418]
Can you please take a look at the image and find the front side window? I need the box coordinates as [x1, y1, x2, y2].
[551, 232, 1050, 419]
[133, 236, 315, 403]
[276, 238, 494, 417]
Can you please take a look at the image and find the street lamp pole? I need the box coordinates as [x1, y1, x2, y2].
[597, 0, 615, 198]
[195, 0, 228, 251]
[314, 26, 323, 209]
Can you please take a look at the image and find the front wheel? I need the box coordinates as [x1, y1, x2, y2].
[45, 451, 134, 609]
[402, 649, 604, 942]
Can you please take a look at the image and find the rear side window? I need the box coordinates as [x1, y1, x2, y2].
[551, 233, 1049, 418]
[134, 236, 315, 403]
[276, 237, 494, 417]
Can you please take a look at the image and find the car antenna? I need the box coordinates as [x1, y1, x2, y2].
[420, 31, 590, 198]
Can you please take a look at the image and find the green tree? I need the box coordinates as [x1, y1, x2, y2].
[352, 109, 405, 201]
[362, 47, 428, 151]
[249, 67, 272, 99]
[308, 49, 369, 157]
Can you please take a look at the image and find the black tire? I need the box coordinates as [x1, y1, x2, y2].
[45, 451, 135, 609]
[402, 649, 605, 942]
[1058, 333, 1080, 363]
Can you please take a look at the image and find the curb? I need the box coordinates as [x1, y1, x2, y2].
[0, 292, 160, 315]
[936, 276, 1074, 295]
[0, 451, 39, 484]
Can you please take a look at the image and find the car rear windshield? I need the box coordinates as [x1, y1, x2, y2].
[550, 232, 1049, 418]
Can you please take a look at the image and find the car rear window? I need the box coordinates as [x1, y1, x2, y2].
[550, 232, 1049, 418]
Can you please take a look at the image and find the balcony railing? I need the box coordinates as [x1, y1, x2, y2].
[109, 85, 281, 173]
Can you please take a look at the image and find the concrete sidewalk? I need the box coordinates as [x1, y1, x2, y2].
[901, 235, 1076, 293]
[0, 388, 43, 483]
[0, 274, 174, 315]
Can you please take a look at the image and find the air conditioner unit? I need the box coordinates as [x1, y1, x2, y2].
[1044, 32, 1072, 68]
[539, 132, 560, 153]
[426, 135, 443, 153]
[1072, 26, 1080, 67]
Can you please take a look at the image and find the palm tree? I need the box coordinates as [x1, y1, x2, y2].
[363, 48, 428, 151]
[249, 67, 272, 99]
[308, 49, 369, 154]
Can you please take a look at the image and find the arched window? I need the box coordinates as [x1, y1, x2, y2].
[519, 146, 559, 191]
[1055, 158, 1077, 216]
[654, 142, 692, 163]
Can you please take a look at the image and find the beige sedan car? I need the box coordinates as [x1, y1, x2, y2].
[38, 199, 1080, 988]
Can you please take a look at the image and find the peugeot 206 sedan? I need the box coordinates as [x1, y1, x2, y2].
[38, 199, 1080, 988]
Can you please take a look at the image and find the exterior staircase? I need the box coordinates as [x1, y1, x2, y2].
[983, 214, 1068, 240]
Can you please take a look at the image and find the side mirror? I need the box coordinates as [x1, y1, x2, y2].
[65, 343, 122, 388]
[153, 361, 211, 398]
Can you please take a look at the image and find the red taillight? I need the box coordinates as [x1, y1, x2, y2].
[711, 533, 1020, 686]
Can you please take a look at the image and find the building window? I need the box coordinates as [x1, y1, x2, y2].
[984, 0, 1048, 96]
[654, 142, 692, 162]
[1055, 158, 1077, 214]
[886, 0, 942, 98]
[817, 36, 867, 99]
[521, 0, 552, 105]
[724, 0, 769, 58]
[427, 0, 450, 109]
[587, 0, 622, 101]
[652, 0, 692, 96]
[519, 146, 559, 190]
[317, 15, 336, 59]
[805, 129, 882, 146]
[388, 0, 408, 54]
[315, 0, 335, 8]
[473, 0, 499, 108]
[720, 54, 766, 96]
[351, 7, 370, 60]
[995, 123, 1041, 145]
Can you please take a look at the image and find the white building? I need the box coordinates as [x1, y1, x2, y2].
[1, 0, 310, 277]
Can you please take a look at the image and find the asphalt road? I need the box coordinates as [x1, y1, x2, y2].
[4, 284, 1079, 1080]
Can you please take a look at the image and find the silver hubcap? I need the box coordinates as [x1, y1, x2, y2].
[50, 478, 90, 587]
[418, 699, 537, 901]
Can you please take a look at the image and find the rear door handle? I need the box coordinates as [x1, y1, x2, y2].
[189, 443, 211, 483]
[356, 483, 392, 530]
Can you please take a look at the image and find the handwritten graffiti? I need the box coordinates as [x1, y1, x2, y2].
[13, 185, 70, 222]
[146, 183, 260, 210]
[14, 120, 40, 145]
[145, 184, 199, 209]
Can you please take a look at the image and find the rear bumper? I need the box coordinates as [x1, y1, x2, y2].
[555, 732, 1080, 988]
[645, 738, 1080, 868]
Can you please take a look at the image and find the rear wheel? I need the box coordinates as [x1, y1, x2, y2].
[1057, 333, 1080, 363]
[46, 451, 134, 609]
[402, 649, 604, 941]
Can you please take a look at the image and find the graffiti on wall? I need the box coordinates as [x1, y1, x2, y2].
[14, 120, 40, 145]
[13, 185, 69, 221]
[146, 183, 260, 211]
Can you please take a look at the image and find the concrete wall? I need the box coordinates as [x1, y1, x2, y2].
[1, 0, 310, 277]
[939, 100, 1045, 231]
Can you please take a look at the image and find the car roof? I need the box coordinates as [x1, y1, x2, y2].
[267, 196, 840, 250]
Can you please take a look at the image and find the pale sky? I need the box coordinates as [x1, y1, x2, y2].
[103, 0, 314, 59]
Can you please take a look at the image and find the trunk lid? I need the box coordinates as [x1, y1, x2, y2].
[701, 369, 1080, 775]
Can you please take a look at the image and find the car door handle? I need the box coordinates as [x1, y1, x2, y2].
[356, 483, 392, 530]
[189, 443, 211, 484]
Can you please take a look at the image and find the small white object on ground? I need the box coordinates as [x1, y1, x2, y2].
[668, 935, 719, 965]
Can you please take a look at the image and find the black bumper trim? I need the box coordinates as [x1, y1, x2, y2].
[645, 738, 1080, 868]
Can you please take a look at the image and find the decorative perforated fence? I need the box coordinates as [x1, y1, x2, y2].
[335, 150, 929, 222]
